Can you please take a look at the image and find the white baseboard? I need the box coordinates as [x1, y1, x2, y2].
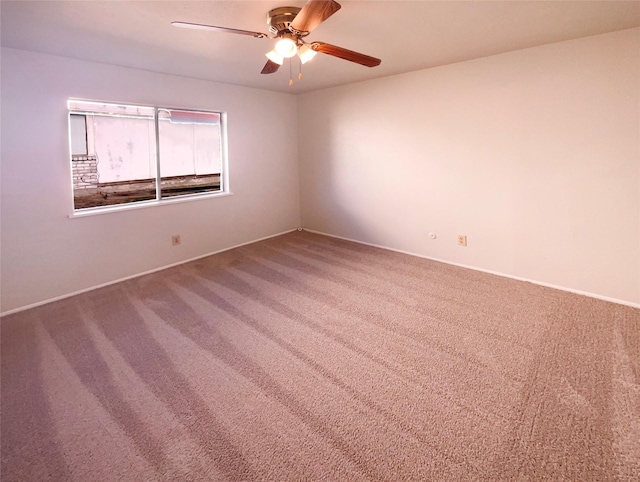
[0, 228, 298, 317]
[303, 228, 640, 309]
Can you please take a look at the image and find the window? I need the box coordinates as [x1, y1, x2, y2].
[68, 100, 226, 211]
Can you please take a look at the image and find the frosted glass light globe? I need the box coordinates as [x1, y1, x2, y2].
[275, 38, 297, 58]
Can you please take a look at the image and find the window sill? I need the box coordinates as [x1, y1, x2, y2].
[69, 190, 233, 218]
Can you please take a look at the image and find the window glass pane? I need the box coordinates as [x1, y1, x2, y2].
[68, 101, 157, 210]
[69, 114, 88, 155]
[158, 109, 222, 198]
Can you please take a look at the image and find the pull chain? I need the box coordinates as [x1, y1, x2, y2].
[289, 59, 293, 86]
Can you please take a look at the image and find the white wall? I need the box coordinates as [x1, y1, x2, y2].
[298, 28, 640, 306]
[1, 48, 301, 313]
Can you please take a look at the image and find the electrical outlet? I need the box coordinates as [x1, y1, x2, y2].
[458, 235, 467, 246]
[171, 235, 181, 246]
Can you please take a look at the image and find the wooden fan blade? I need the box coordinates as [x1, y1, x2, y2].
[311, 42, 381, 67]
[171, 21, 269, 38]
[290, 0, 341, 34]
[261, 59, 281, 74]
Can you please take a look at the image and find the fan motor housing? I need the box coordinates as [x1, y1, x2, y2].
[267, 6, 301, 36]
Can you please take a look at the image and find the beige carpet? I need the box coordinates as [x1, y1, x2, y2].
[1, 231, 638, 481]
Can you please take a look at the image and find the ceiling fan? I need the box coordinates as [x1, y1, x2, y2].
[172, 0, 381, 82]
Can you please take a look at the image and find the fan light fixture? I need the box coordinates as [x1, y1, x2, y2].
[265, 41, 318, 67]
[297, 43, 317, 64]
[275, 37, 298, 58]
[265, 49, 284, 65]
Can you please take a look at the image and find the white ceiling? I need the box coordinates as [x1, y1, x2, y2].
[2, 1, 639, 94]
